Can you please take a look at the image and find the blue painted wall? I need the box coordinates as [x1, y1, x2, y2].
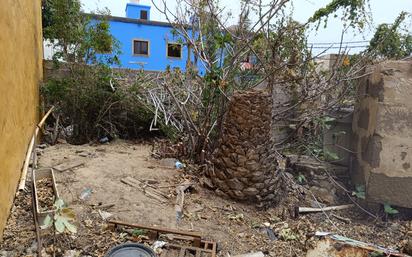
[95, 3, 205, 74]
[125, 3, 151, 20]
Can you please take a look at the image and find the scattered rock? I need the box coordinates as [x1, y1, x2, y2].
[38, 144, 48, 149]
[309, 186, 336, 205]
[232, 251, 264, 257]
[63, 250, 81, 257]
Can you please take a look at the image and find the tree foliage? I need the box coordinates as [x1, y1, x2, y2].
[42, 0, 120, 64]
[41, 0, 158, 144]
[308, 0, 370, 29]
[368, 12, 412, 59]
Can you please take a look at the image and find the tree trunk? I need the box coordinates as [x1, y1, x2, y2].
[208, 89, 284, 207]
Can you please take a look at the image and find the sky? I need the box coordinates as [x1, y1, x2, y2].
[81, 0, 412, 54]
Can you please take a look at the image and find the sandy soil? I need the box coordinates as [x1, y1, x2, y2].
[38, 141, 179, 228]
[1, 140, 411, 257]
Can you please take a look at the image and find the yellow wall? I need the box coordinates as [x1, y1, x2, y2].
[0, 0, 42, 237]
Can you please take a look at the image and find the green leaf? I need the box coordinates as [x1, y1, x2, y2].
[54, 198, 65, 209]
[40, 215, 53, 229]
[324, 150, 339, 161]
[132, 229, 146, 236]
[322, 116, 336, 123]
[279, 228, 297, 241]
[352, 185, 366, 199]
[297, 174, 306, 184]
[356, 184, 365, 192]
[63, 219, 77, 234]
[55, 217, 66, 233]
[384, 204, 399, 215]
[354, 191, 365, 199]
[369, 251, 384, 257]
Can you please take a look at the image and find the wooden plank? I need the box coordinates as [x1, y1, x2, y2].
[108, 220, 202, 239]
[121, 177, 169, 203]
[53, 160, 84, 172]
[211, 241, 217, 257]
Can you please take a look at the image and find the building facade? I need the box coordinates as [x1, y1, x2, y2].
[96, 2, 205, 73]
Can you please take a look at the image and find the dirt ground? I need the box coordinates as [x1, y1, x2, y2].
[1, 140, 412, 256]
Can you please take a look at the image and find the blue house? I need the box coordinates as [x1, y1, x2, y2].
[93, 2, 204, 73]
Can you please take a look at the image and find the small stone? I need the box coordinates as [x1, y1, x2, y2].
[38, 143, 48, 149]
[63, 250, 81, 257]
[309, 186, 336, 204]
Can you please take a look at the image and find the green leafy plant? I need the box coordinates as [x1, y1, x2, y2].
[279, 228, 297, 241]
[352, 185, 366, 199]
[297, 174, 306, 184]
[323, 149, 340, 161]
[369, 251, 384, 257]
[368, 12, 412, 59]
[41, 198, 77, 234]
[316, 116, 336, 130]
[132, 229, 147, 237]
[308, 0, 370, 29]
[383, 204, 399, 215]
[42, 0, 120, 64]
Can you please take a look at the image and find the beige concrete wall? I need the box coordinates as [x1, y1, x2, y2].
[0, 0, 43, 237]
[352, 60, 412, 208]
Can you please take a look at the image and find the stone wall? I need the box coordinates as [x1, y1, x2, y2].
[0, 0, 43, 237]
[352, 60, 412, 208]
[208, 90, 282, 206]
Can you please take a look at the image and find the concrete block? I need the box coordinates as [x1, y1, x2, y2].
[352, 60, 412, 208]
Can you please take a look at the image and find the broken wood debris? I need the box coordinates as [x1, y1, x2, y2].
[108, 219, 202, 244]
[294, 204, 354, 217]
[90, 203, 115, 210]
[120, 176, 169, 203]
[108, 220, 216, 257]
[53, 160, 85, 172]
[175, 180, 194, 222]
[18, 106, 55, 192]
[307, 232, 411, 257]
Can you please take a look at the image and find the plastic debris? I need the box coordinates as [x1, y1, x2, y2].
[265, 227, 277, 241]
[309, 232, 410, 257]
[175, 161, 184, 169]
[79, 188, 92, 200]
[98, 210, 113, 221]
[99, 137, 109, 144]
[152, 241, 167, 254]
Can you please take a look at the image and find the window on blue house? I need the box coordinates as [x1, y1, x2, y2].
[140, 10, 148, 20]
[133, 40, 149, 56]
[167, 43, 182, 58]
